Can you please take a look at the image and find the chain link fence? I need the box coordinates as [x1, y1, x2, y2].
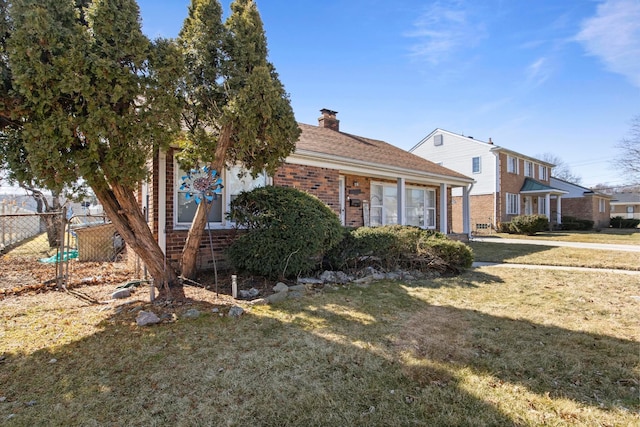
[0, 207, 142, 297]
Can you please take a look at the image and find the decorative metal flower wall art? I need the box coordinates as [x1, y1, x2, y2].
[180, 165, 224, 205]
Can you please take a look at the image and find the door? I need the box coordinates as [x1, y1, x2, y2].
[339, 176, 346, 225]
[627, 206, 634, 219]
[524, 196, 533, 215]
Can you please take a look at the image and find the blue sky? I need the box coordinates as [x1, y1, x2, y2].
[137, 0, 639, 188]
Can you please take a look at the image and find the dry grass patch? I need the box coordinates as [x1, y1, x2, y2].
[1, 267, 638, 426]
[470, 241, 640, 270]
[488, 229, 640, 245]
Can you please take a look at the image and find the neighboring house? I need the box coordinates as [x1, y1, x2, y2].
[410, 129, 567, 233]
[549, 177, 611, 228]
[143, 110, 475, 271]
[610, 192, 640, 220]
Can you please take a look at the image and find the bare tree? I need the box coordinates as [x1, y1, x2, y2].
[536, 153, 582, 184]
[613, 115, 640, 185]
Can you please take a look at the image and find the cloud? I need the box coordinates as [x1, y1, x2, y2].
[526, 57, 552, 87]
[405, 1, 486, 65]
[575, 0, 640, 87]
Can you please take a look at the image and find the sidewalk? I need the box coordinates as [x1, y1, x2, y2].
[472, 261, 640, 275]
[471, 236, 640, 252]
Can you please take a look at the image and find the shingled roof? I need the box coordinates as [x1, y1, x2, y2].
[294, 122, 472, 183]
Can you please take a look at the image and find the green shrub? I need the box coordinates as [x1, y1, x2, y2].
[610, 216, 640, 229]
[226, 186, 343, 279]
[560, 216, 594, 231]
[497, 222, 512, 233]
[508, 215, 549, 235]
[324, 225, 471, 273]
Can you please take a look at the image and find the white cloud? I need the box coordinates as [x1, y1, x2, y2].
[576, 0, 640, 87]
[405, 1, 486, 65]
[526, 57, 552, 87]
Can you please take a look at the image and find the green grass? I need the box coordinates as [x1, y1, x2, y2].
[470, 241, 640, 270]
[484, 229, 640, 245]
[1, 265, 639, 425]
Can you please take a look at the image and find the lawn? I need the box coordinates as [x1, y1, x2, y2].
[481, 229, 640, 245]
[1, 257, 638, 425]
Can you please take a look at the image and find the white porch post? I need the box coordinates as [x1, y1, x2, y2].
[397, 178, 405, 225]
[158, 150, 167, 255]
[556, 195, 562, 225]
[462, 185, 471, 236]
[440, 183, 448, 234]
[545, 193, 551, 221]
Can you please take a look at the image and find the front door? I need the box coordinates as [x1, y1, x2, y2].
[524, 196, 533, 215]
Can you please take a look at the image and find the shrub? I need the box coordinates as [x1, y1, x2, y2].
[497, 222, 512, 233]
[508, 215, 549, 235]
[560, 216, 594, 231]
[226, 186, 343, 279]
[610, 216, 640, 229]
[324, 225, 471, 273]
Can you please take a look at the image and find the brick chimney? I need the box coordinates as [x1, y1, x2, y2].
[318, 108, 339, 131]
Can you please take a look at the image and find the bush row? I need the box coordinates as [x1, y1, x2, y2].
[610, 216, 640, 229]
[498, 214, 549, 235]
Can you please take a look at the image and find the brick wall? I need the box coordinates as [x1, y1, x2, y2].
[273, 163, 340, 216]
[554, 195, 611, 229]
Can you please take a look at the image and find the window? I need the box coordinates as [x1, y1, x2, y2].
[506, 193, 520, 215]
[539, 165, 548, 180]
[472, 157, 481, 174]
[371, 183, 436, 228]
[175, 163, 266, 227]
[525, 161, 534, 177]
[599, 198, 606, 213]
[538, 196, 547, 215]
[507, 156, 519, 174]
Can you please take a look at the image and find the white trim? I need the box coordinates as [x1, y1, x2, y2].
[158, 151, 167, 255]
[440, 183, 448, 234]
[339, 176, 346, 225]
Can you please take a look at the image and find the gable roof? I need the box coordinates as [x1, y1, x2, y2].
[290, 123, 474, 186]
[550, 177, 611, 199]
[610, 192, 640, 204]
[520, 178, 567, 195]
[411, 128, 555, 167]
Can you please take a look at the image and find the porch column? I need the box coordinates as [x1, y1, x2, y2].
[556, 195, 562, 225]
[545, 193, 551, 221]
[440, 183, 448, 234]
[397, 178, 405, 225]
[462, 185, 471, 236]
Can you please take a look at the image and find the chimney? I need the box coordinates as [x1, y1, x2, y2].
[488, 137, 493, 145]
[318, 108, 339, 131]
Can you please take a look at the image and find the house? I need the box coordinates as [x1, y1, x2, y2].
[610, 192, 640, 220]
[409, 129, 567, 233]
[549, 177, 611, 228]
[143, 110, 475, 270]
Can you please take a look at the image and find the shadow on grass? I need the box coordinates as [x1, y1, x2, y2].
[0, 275, 637, 425]
[470, 241, 554, 263]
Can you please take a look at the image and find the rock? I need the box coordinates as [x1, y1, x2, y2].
[273, 282, 289, 293]
[228, 306, 244, 317]
[48, 358, 57, 364]
[211, 307, 220, 313]
[238, 288, 260, 299]
[247, 298, 268, 306]
[111, 288, 131, 299]
[320, 270, 351, 284]
[287, 284, 307, 292]
[297, 277, 323, 286]
[183, 308, 200, 319]
[136, 310, 161, 326]
[353, 276, 373, 286]
[265, 290, 288, 304]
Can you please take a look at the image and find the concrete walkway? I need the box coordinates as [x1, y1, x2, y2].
[472, 261, 640, 275]
[471, 236, 640, 252]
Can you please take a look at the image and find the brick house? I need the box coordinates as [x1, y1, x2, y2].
[549, 177, 611, 228]
[143, 110, 475, 271]
[610, 192, 640, 221]
[409, 129, 567, 233]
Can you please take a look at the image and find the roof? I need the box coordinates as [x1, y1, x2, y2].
[520, 178, 567, 195]
[292, 123, 473, 186]
[411, 128, 555, 167]
[610, 192, 640, 204]
[550, 177, 612, 198]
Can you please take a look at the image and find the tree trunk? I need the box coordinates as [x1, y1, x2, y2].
[181, 124, 233, 279]
[93, 180, 183, 300]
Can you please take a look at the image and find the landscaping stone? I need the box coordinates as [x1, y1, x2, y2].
[265, 290, 288, 304]
[273, 282, 289, 293]
[228, 306, 244, 317]
[297, 277, 323, 286]
[238, 288, 260, 299]
[111, 288, 131, 299]
[136, 310, 160, 326]
[183, 308, 200, 319]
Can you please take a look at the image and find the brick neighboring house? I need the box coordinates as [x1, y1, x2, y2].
[549, 177, 611, 228]
[143, 110, 474, 271]
[610, 192, 640, 220]
[410, 129, 567, 233]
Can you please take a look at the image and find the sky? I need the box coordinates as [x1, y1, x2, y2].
[136, 0, 640, 189]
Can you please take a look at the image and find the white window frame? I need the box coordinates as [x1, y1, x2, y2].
[370, 182, 436, 229]
[599, 198, 605, 213]
[539, 165, 548, 180]
[507, 156, 519, 174]
[506, 192, 520, 215]
[472, 157, 481, 174]
[174, 162, 266, 229]
[525, 161, 534, 177]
